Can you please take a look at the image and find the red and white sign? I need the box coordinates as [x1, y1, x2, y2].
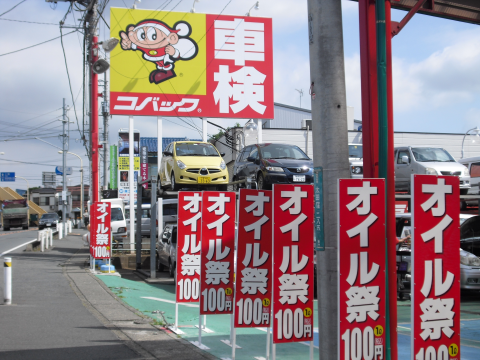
[90, 202, 112, 259]
[176, 192, 202, 303]
[338, 179, 386, 360]
[235, 189, 272, 327]
[412, 175, 460, 360]
[200, 191, 236, 315]
[272, 184, 314, 344]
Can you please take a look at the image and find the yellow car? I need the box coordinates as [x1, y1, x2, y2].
[159, 141, 229, 191]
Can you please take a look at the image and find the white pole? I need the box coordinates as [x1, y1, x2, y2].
[198, 314, 202, 346]
[157, 117, 162, 188]
[203, 314, 207, 329]
[202, 118, 207, 142]
[310, 341, 314, 360]
[44, 231, 48, 250]
[232, 324, 237, 360]
[129, 116, 135, 251]
[257, 119, 262, 144]
[272, 344, 276, 360]
[175, 303, 179, 331]
[4, 257, 12, 305]
[266, 327, 271, 360]
[50, 229, 53, 247]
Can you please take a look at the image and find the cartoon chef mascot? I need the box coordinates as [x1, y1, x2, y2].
[120, 20, 198, 84]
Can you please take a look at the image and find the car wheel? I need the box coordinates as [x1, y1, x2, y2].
[23, 226, 28, 230]
[158, 257, 165, 272]
[169, 259, 175, 278]
[460, 189, 469, 195]
[257, 173, 269, 190]
[461, 201, 467, 211]
[171, 172, 180, 191]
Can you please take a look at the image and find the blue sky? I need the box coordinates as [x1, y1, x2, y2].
[1, 0, 479, 187]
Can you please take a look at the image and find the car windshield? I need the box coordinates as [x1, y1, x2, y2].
[41, 214, 57, 219]
[349, 145, 363, 158]
[175, 143, 219, 157]
[260, 144, 310, 160]
[111, 208, 124, 222]
[411, 148, 455, 162]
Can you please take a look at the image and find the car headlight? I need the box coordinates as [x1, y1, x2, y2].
[464, 167, 470, 176]
[266, 166, 284, 172]
[176, 160, 186, 170]
[351, 166, 363, 174]
[220, 160, 226, 170]
[117, 227, 126, 233]
[460, 250, 480, 266]
[425, 167, 437, 175]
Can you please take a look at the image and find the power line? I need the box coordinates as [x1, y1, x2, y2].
[0, 0, 27, 17]
[0, 30, 76, 57]
[0, 18, 74, 26]
[0, 158, 82, 168]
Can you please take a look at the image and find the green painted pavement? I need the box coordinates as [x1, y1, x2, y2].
[98, 276, 320, 360]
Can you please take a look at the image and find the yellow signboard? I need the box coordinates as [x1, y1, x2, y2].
[118, 156, 140, 171]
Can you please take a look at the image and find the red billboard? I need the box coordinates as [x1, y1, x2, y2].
[412, 175, 460, 360]
[110, 9, 274, 119]
[338, 179, 386, 360]
[176, 192, 202, 303]
[272, 184, 315, 344]
[235, 189, 272, 328]
[90, 202, 112, 259]
[200, 191, 236, 315]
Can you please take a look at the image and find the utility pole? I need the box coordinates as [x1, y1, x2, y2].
[102, 71, 109, 190]
[62, 98, 68, 235]
[307, 0, 350, 358]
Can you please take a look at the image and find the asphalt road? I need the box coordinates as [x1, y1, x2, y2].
[0, 227, 39, 256]
[0, 232, 143, 360]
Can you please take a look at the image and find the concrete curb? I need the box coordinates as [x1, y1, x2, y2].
[62, 242, 217, 360]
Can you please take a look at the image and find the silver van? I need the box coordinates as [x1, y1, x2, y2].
[458, 156, 480, 195]
[395, 146, 470, 194]
[126, 199, 178, 237]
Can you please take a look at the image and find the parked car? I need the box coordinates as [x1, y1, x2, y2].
[349, 143, 363, 179]
[156, 224, 177, 278]
[232, 143, 313, 190]
[158, 141, 228, 191]
[395, 213, 480, 292]
[394, 146, 471, 194]
[38, 213, 59, 230]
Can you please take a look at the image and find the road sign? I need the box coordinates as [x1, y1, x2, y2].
[235, 189, 272, 328]
[55, 166, 73, 175]
[338, 179, 386, 360]
[200, 191, 236, 315]
[176, 192, 202, 303]
[0, 172, 15, 182]
[272, 184, 315, 344]
[411, 175, 460, 360]
[90, 202, 112, 259]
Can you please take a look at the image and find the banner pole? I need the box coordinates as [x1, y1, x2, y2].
[198, 314, 202, 345]
[203, 314, 207, 329]
[272, 344, 276, 360]
[266, 327, 271, 360]
[175, 303, 178, 331]
[310, 341, 313, 360]
[232, 326, 236, 360]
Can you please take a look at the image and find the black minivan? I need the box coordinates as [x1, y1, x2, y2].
[232, 143, 313, 189]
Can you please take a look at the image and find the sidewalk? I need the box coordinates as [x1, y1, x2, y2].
[0, 230, 216, 360]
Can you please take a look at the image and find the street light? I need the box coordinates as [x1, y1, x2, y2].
[190, 0, 199, 13]
[59, 150, 84, 228]
[246, 1, 260, 16]
[461, 126, 480, 159]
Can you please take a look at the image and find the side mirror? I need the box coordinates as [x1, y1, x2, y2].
[163, 151, 172, 156]
[401, 155, 409, 164]
[220, 152, 225, 157]
[247, 156, 255, 162]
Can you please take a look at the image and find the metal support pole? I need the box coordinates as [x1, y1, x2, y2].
[150, 178, 157, 279]
[129, 116, 135, 251]
[307, 0, 350, 358]
[202, 118, 207, 142]
[257, 119, 262, 144]
[136, 178, 143, 269]
[157, 117, 162, 192]
[103, 71, 109, 189]
[4, 257, 12, 305]
[91, 33, 99, 203]
[62, 98, 67, 236]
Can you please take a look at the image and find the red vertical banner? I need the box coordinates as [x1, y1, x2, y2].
[412, 175, 460, 360]
[176, 192, 202, 303]
[200, 191, 236, 315]
[90, 201, 112, 259]
[272, 184, 314, 344]
[235, 189, 272, 328]
[338, 179, 386, 360]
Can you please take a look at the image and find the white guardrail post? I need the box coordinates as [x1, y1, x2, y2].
[4, 257, 12, 305]
[44, 231, 48, 250]
[49, 229, 53, 247]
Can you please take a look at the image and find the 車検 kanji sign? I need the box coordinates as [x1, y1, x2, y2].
[338, 179, 386, 360]
[272, 184, 315, 344]
[200, 191, 236, 315]
[90, 202, 112, 259]
[235, 189, 272, 327]
[109, 8, 273, 119]
[176, 192, 202, 303]
[412, 175, 460, 360]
